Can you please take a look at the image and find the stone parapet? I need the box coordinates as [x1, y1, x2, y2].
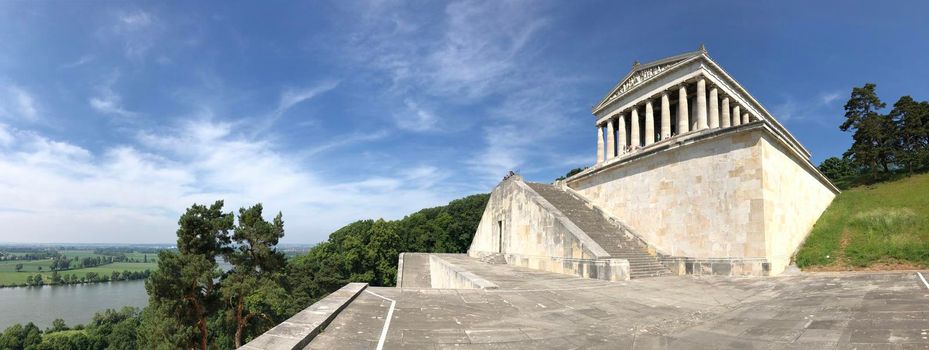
[659, 256, 770, 276]
[505, 253, 630, 281]
[238, 282, 367, 350]
[429, 254, 499, 289]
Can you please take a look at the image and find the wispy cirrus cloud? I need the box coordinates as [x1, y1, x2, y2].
[300, 130, 391, 158]
[59, 54, 95, 69]
[771, 90, 845, 124]
[89, 74, 138, 118]
[397, 99, 438, 132]
[821, 92, 841, 105]
[99, 9, 163, 62]
[341, 0, 586, 183]
[249, 80, 341, 135]
[272, 81, 340, 121]
[0, 85, 39, 121]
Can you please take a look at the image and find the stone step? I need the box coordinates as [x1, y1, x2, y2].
[526, 182, 671, 279]
[479, 253, 508, 265]
[632, 271, 670, 276]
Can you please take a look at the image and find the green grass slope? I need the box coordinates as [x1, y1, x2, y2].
[796, 172, 929, 269]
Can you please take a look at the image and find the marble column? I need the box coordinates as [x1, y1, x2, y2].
[596, 125, 604, 163]
[644, 100, 655, 146]
[733, 105, 741, 126]
[606, 118, 615, 160]
[617, 113, 627, 155]
[708, 86, 719, 128]
[677, 85, 689, 135]
[696, 78, 708, 130]
[742, 112, 750, 124]
[660, 92, 671, 140]
[630, 107, 640, 149]
[721, 96, 731, 128]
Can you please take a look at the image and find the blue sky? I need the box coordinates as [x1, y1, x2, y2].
[0, 1, 926, 244]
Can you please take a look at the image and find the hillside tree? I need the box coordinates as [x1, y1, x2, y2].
[889, 96, 929, 171]
[221, 204, 290, 348]
[841, 83, 895, 175]
[144, 200, 234, 350]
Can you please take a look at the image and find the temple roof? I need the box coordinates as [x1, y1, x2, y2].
[593, 46, 706, 113]
[590, 45, 814, 161]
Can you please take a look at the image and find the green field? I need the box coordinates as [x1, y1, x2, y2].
[0, 250, 159, 287]
[796, 172, 929, 269]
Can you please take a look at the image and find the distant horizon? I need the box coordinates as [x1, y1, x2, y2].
[0, 242, 314, 247]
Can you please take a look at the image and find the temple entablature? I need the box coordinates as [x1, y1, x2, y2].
[592, 45, 810, 167]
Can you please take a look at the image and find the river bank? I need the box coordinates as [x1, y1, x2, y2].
[0, 280, 147, 330]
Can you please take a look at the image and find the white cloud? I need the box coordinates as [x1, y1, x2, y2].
[0, 120, 450, 243]
[59, 54, 94, 69]
[300, 130, 390, 157]
[821, 92, 841, 105]
[424, 1, 546, 99]
[101, 9, 161, 61]
[771, 90, 845, 124]
[274, 81, 340, 120]
[0, 85, 39, 121]
[119, 10, 153, 28]
[397, 99, 438, 132]
[248, 81, 341, 136]
[771, 98, 798, 122]
[0, 123, 13, 146]
[342, 0, 584, 184]
[89, 74, 138, 118]
[348, 0, 547, 101]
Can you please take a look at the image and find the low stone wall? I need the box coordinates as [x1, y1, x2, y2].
[239, 282, 367, 350]
[429, 254, 499, 289]
[469, 176, 613, 280]
[396, 252, 432, 288]
[505, 253, 630, 281]
[660, 256, 770, 276]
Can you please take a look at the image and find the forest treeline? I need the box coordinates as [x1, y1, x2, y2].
[818, 83, 929, 188]
[0, 193, 489, 350]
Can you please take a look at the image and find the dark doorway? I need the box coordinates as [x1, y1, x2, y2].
[497, 220, 503, 253]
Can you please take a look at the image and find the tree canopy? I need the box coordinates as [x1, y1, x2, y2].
[824, 83, 929, 186]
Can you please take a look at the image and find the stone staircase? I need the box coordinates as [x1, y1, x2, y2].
[479, 253, 508, 265]
[526, 182, 670, 279]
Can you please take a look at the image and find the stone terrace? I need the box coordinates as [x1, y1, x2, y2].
[303, 255, 929, 349]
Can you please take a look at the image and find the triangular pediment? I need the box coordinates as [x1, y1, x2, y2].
[593, 49, 705, 112]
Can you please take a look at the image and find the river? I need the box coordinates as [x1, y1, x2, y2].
[0, 280, 147, 330]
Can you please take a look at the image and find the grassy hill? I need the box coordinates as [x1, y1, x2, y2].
[796, 172, 929, 270]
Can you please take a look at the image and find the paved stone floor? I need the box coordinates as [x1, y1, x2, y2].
[306, 256, 929, 349]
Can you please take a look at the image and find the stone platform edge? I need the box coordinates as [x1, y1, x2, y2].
[238, 282, 368, 350]
[660, 256, 771, 276]
[429, 254, 500, 289]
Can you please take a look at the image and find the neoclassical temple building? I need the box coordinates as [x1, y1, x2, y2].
[243, 47, 844, 349]
[468, 46, 838, 277]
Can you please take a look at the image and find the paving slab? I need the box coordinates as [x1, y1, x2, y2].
[303, 259, 929, 349]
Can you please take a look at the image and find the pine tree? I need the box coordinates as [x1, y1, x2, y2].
[889, 96, 929, 171]
[143, 200, 233, 350]
[221, 204, 289, 348]
[841, 83, 894, 176]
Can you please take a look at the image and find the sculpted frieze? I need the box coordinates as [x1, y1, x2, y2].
[607, 63, 675, 102]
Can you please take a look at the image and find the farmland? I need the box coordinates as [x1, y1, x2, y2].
[0, 247, 161, 287]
